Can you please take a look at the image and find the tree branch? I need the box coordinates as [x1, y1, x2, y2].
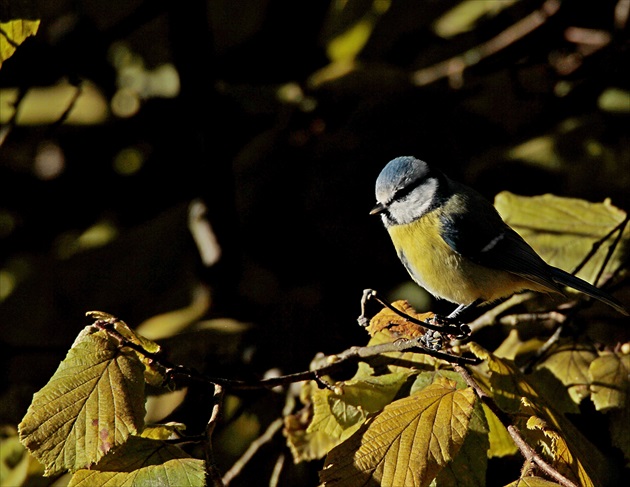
[411, 0, 562, 88]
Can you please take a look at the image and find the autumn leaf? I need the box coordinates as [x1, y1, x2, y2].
[18, 327, 146, 475]
[589, 351, 629, 411]
[320, 379, 476, 486]
[494, 192, 628, 287]
[470, 343, 616, 486]
[536, 339, 598, 405]
[0, 18, 40, 68]
[68, 436, 205, 487]
[434, 398, 489, 486]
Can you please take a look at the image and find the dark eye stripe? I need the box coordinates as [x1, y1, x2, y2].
[391, 174, 430, 203]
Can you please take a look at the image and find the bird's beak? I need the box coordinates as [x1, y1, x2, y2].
[370, 202, 386, 215]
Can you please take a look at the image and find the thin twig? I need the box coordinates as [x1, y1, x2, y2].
[92, 314, 477, 394]
[467, 293, 536, 334]
[205, 384, 225, 487]
[412, 0, 562, 87]
[222, 418, 284, 486]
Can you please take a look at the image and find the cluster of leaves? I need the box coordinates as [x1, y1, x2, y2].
[10, 193, 630, 486]
[285, 302, 628, 487]
[17, 313, 206, 486]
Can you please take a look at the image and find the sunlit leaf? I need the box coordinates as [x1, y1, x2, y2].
[308, 371, 410, 443]
[68, 436, 205, 487]
[482, 403, 517, 458]
[526, 415, 593, 487]
[589, 351, 629, 411]
[598, 88, 630, 113]
[366, 299, 431, 338]
[433, 0, 518, 39]
[86, 311, 167, 388]
[503, 477, 565, 487]
[494, 192, 629, 287]
[285, 411, 339, 463]
[536, 340, 597, 404]
[18, 327, 146, 475]
[0, 81, 109, 125]
[0, 18, 40, 68]
[434, 398, 489, 486]
[410, 369, 466, 395]
[140, 423, 186, 441]
[320, 379, 476, 486]
[470, 343, 615, 486]
[134, 285, 212, 340]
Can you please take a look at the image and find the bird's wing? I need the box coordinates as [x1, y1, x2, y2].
[439, 190, 564, 293]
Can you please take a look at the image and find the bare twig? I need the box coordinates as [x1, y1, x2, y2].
[222, 418, 284, 486]
[205, 384, 225, 487]
[91, 313, 478, 394]
[412, 0, 562, 87]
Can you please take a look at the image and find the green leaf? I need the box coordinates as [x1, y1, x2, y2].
[320, 379, 476, 487]
[308, 370, 410, 443]
[410, 369, 466, 395]
[68, 436, 205, 487]
[0, 19, 40, 68]
[18, 327, 146, 475]
[537, 340, 597, 405]
[589, 351, 629, 411]
[494, 192, 628, 287]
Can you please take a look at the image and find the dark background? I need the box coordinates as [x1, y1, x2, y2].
[1, 0, 628, 485]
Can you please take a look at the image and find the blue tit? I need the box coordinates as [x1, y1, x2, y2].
[371, 156, 629, 319]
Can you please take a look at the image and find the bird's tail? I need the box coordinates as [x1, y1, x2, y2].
[550, 267, 628, 316]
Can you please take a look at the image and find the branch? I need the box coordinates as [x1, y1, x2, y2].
[222, 418, 284, 486]
[92, 314, 478, 394]
[205, 383, 225, 487]
[411, 0, 562, 88]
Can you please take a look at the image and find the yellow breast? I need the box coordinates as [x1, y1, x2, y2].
[387, 213, 531, 305]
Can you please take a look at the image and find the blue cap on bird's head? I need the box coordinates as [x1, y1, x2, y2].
[374, 157, 433, 206]
[376, 156, 431, 193]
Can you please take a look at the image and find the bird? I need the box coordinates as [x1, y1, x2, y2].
[370, 156, 628, 319]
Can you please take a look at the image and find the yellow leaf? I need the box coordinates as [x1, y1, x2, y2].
[433, 0, 518, 39]
[470, 344, 616, 486]
[308, 370, 411, 443]
[537, 340, 598, 405]
[589, 351, 630, 411]
[527, 416, 594, 487]
[0, 80, 109, 125]
[0, 19, 40, 68]
[18, 328, 146, 475]
[494, 192, 629, 287]
[68, 436, 205, 487]
[434, 398, 489, 486]
[482, 403, 517, 458]
[327, 18, 373, 62]
[320, 380, 476, 486]
[503, 477, 565, 487]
